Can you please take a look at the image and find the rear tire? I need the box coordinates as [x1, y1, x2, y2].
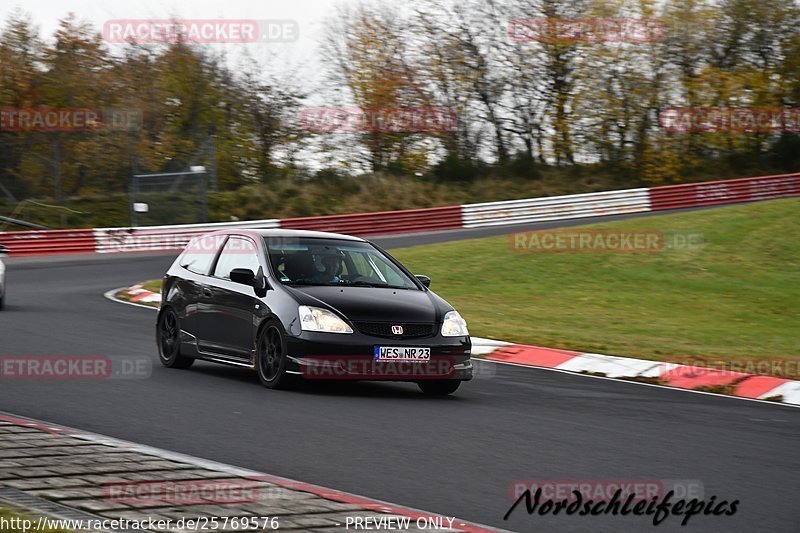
[256, 321, 296, 390]
[157, 308, 194, 369]
[418, 380, 461, 396]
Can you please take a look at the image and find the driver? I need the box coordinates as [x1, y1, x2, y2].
[312, 251, 344, 283]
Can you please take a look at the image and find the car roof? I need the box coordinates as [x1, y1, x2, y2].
[203, 228, 367, 242]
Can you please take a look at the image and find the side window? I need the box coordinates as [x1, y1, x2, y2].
[180, 235, 223, 275]
[213, 237, 262, 280]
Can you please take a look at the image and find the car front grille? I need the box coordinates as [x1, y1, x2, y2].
[354, 322, 436, 339]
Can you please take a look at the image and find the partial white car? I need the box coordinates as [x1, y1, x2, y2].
[0, 244, 7, 309]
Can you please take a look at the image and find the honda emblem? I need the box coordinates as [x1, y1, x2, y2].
[391, 325, 404, 335]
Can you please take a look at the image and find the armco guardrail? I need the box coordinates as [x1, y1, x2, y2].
[0, 229, 96, 257]
[461, 188, 651, 228]
[649, 173, 800, 210]
[94, 219, 280, 253]
[1, 172, 797, 256]
[280, 206, 463, 236]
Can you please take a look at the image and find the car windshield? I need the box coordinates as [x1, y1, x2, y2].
[265, 237, 418, 289]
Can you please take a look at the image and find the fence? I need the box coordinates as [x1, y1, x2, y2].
[0, 229, 96, 257]
[461, 188, 650, 228]
[280, 206, 462, 236]
[649, 173, 800, 211]
[1, 172, 797, 256]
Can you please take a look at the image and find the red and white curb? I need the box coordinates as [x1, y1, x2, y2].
[123, 285, 162, 305]
[472, 338, 800, 406]
[103, 285, 162, 310]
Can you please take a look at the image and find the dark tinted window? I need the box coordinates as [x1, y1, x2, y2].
[265, 237, 417, 289]
[213, 237, 262, 279]
[180, 235, 225, 275]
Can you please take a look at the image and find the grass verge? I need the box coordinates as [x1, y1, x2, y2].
[392, 198, 799, 365]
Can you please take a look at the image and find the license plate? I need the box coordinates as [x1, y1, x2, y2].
[374, 346, 431, 361]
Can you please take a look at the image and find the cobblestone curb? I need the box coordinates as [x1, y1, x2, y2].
[0, 413, 506, 533]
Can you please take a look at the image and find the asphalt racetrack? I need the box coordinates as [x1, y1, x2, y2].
[1, 209, 798, 532]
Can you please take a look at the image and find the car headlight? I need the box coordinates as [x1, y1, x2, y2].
[298, 306, 353, 334]
[441, 310, 469, 337]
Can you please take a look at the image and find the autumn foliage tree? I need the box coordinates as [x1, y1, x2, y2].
[1, 0, 799, 210]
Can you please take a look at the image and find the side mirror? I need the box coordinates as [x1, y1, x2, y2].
[254, 266, 269, 297]
[229, 268, 255, 286]
[0, 244, 7, 257]
[415, 274, 431, 288]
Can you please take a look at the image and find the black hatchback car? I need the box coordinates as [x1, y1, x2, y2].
[157, 229, 472, 395]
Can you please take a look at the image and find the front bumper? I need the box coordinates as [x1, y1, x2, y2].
[285, 331, 472, 381]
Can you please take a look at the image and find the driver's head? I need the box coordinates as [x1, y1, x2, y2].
[321, 253, 343, 277]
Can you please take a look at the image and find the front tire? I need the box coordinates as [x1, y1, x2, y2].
[418, 380, 461, 396]
[256, 321, 295, 389]
[157, 308, 194, 369]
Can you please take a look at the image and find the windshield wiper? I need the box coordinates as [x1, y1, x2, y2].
[346, 280, 410, 289]
[347, 280, 386, 288]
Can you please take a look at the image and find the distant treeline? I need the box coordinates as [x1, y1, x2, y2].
[0, 0, 798, 217]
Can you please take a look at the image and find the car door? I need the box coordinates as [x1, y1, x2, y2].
[198, 235, 263, 360]
[175, 234, 225, 345]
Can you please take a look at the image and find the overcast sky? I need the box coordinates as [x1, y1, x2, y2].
[1, 0, 445, 171]
[3, 0, 360, 89]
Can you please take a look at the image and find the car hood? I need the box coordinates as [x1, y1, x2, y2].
[285, 285, 441, 323]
